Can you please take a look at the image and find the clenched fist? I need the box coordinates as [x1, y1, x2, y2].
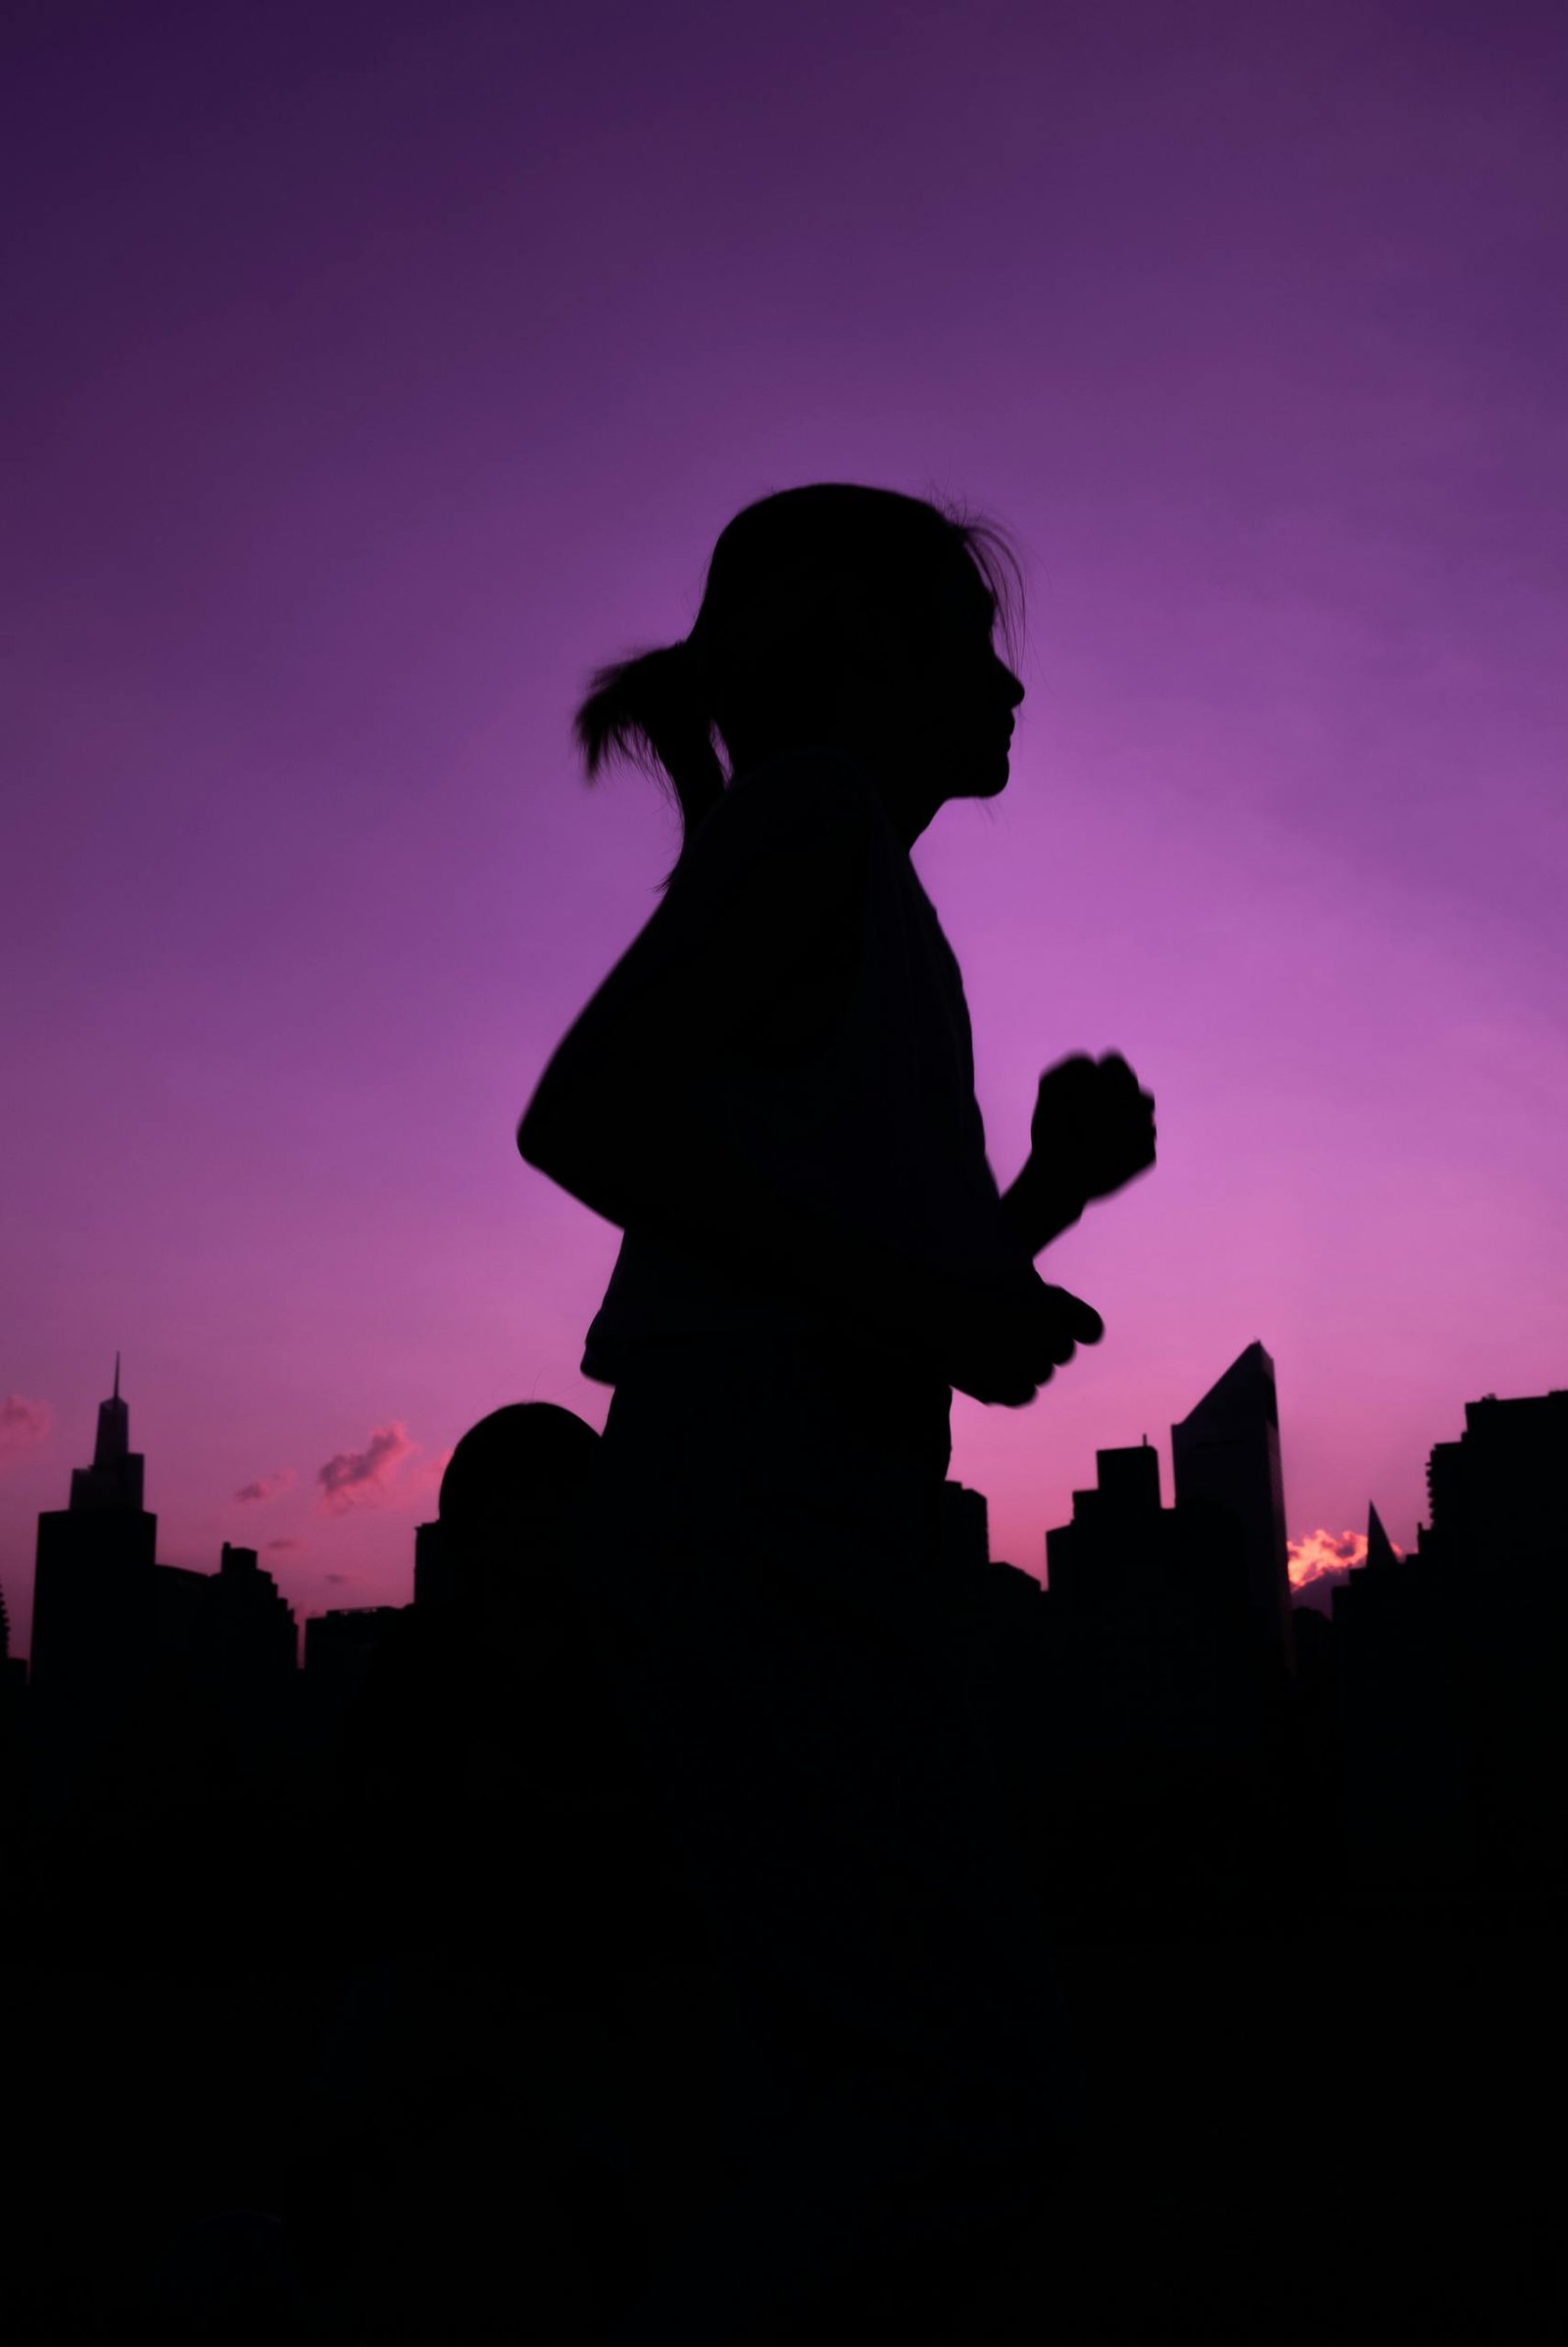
[1030, 1051, 1156, 1211]
[947, 1271, 1105, 1407]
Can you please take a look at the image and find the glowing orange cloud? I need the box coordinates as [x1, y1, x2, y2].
[1289, 1526, 1405, 1591]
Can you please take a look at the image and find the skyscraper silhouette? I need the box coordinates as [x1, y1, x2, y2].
[1364, 1499, 1399, 1573]
[29, 1359, 159, 1800]
[939, 1480, 991, 1578]
[68, 1352, 145, 1512]
[1420, 1390, 1568, 1587]
[1171, 1341, 1295, 1676]
[1333, 1497, 1472, 1892]
[1046, 1440, 1169, 1614]
[195, 1543, 300, 1782]
[1416, 1390, 1568, 1889]
[0, 1578, 23, 1812]
[413, 1517, 453, 1608]
[1042, 1423, 1279, 1917]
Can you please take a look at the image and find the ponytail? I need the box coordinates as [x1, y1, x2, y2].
[571, 636, 727, 883]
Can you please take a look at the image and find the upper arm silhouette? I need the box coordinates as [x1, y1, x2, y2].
[517, 753, 874, 1224]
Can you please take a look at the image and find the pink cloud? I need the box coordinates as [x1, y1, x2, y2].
[234, 1467, 296, 1503]
[1289, 1526, 1406, 1593]
[267, 1537, 303, 1553]
[0, 1394, 51, 1469]
[317, 1422, 417, 1514]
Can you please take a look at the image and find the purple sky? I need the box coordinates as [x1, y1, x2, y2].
[4, 0, 1565, 1642]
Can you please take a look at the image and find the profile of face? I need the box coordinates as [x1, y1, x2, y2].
[903, 560, 1026, 804]
[714, 543, 1025, 841]
[812, 555, 1025, 838]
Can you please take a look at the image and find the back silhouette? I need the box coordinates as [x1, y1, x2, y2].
[518, 482, 1157, 2342]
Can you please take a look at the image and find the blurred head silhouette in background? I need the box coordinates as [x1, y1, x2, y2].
[345, 1402, 612, 1826]
[436, 1400, 602, 1638]
[570, 481, 1030, 873]
[433, 1401, 649, 1814]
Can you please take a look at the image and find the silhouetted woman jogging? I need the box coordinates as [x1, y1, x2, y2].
[519, 484, 1155, 2343]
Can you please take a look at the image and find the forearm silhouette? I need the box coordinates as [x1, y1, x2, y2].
[1001, 1051, 1158, 1257]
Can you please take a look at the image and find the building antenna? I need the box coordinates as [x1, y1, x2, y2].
[114, 1350, 121, 1400]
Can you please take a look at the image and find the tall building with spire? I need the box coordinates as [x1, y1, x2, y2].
[66, 1352, 144, 1514]
[31, 1366, 306, 1801]
[1171, 1341, 1295, 1675]
[29, 1360, 159, 1798]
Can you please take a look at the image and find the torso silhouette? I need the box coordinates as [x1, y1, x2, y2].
[581, 744, 1023, 1385]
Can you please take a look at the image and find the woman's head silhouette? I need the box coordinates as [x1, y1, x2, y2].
[571, 482, 1028, 872]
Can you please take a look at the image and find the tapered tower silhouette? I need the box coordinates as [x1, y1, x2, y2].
[1171, 1341, 1294, 1674]
[66, 1351, 145, 1513]
[1364, 1500, 1399, 1574]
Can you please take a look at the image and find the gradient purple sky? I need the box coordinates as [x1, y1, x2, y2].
[5, 0, 1566, 1643]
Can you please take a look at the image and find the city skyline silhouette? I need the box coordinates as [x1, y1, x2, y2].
[1, 1334, 1477, 1639]
[20, 1342, 1562, 1736]
[20, 1334, 1522, 1677]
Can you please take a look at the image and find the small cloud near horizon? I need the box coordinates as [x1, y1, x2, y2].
[266, 1537, 303, 1553]
[0, 1394, 51, 1469]
[318, 1422, 417, 1514]
[235, 1467, 296, 1503]
[1289, 1526, 1406, 1593]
